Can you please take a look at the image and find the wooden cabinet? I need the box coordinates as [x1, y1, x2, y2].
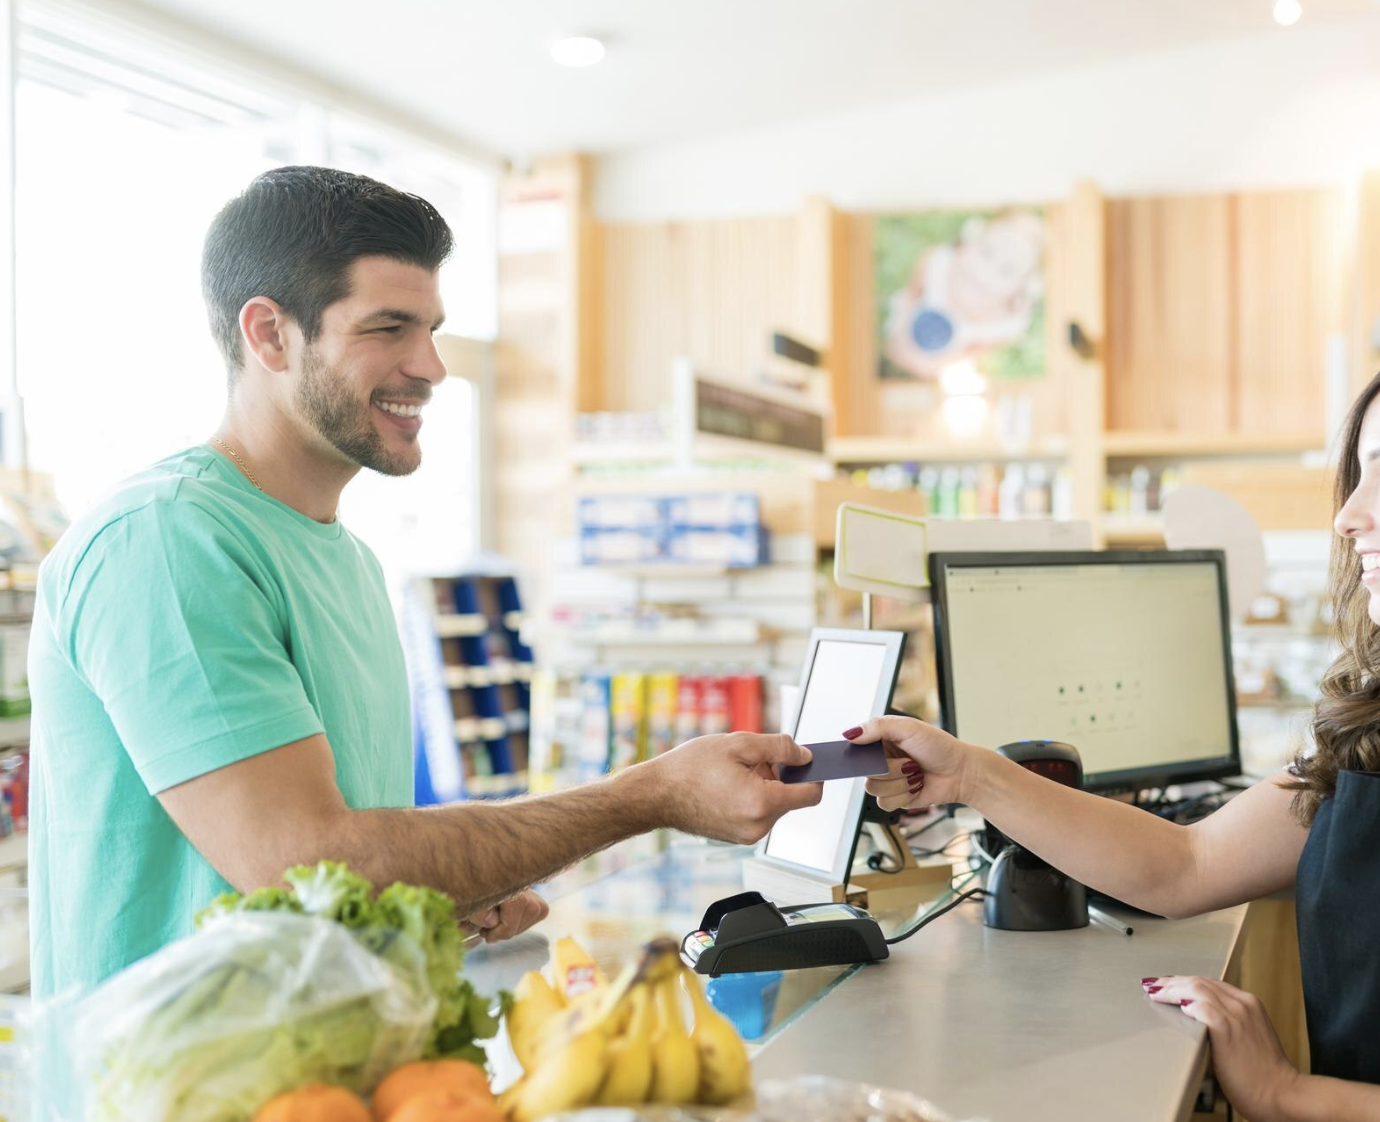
[1106, 194, 1234, 434]
[1234, 189, 1347, 437]
[596, 216, 814, 412]
[1106, 187, 1345, 443]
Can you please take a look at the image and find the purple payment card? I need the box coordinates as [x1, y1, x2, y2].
[779, 739, 888, 784]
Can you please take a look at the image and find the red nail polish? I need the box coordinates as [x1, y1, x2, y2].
[842, 726, 863, 740]
[900, 761, 920, 775]
[1180, 999, 1193, 1007]
[908, 780, 924, 794]
[1146, 985, 1162, 994]
[1141, 977, 1158, 984]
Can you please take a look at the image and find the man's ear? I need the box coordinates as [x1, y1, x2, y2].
[239, 297, 293, 374]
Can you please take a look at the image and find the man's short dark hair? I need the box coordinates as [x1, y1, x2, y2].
[202, 166, 453, 377]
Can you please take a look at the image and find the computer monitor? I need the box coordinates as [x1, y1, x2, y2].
[758, 628, 906, 884]
[929, 550, 1240, 792]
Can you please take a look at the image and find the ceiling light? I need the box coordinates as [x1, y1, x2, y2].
[1273, 0, 1302, 26]
[940, 360, 987, 398]
[550, 36, 605, 68]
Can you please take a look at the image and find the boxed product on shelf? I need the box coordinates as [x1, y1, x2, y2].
[664, 523, 767, 567]
[665, 492, 760, 526]
[646, 672, 679, 756]
[675, 675, 705, 742]
[577, 495, 665, 529]
[728, 674, 763, 733]
[579, 526, 664, 565]
[576, 491, 767, 568]
[700, 675, 732, 736]
[578, 674, 613, 776]
[609, 672, 647, 768]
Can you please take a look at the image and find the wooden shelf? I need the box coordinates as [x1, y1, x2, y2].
[433, 612, 488, 638]
[1102, 432, 1325, 458]
[830, 436, 1069, 464]
[592, 563, 736, 579]
[575, 619, 762, 646]
[1100, 514, 1165, 544]
[572, 442, 671, 466]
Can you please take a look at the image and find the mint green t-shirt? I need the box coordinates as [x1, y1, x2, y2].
[28, 446, 413, 999]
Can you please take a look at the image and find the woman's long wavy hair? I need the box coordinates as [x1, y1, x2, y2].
[1286, 370, 1380, 825]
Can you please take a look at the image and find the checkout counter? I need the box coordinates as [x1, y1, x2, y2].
[472, 824, 1245, 1122]
[473, 504, 1286, 1119]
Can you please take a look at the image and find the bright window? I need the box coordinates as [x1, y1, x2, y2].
[14, 2, 496, 579]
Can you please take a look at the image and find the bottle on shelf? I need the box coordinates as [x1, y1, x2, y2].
[936, 467, 961, 518]
[917, 467, 939, 516]
[1053, 466, 1074, 520]
[977, 463, 1001, 516]
[998, 463, 1025, 519]
[1129, 465, 1151, 515]
[958, 466, 980, 517]
[1023, 463, 1051, 516]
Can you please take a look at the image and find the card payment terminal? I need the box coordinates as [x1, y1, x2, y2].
[681, 891, 890, 976]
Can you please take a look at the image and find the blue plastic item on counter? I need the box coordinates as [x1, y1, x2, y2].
[706, 969, 782, 1040]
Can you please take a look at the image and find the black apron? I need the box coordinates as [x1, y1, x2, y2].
[1295, 769, 1380, 1082]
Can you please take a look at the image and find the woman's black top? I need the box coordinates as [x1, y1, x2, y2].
[1295, 769, 1380, 1082]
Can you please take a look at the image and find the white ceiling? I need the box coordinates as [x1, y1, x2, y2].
[135, 0, 1380, 158]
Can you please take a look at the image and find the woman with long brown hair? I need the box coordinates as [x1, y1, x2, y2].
[852, 375, 1380, 1120]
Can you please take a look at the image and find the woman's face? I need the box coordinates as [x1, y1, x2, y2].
[1335, 396, 1380, 625]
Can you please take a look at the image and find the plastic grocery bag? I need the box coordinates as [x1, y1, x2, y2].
[53, 911, 436, 1122]
[545, 1074, 983, 1122]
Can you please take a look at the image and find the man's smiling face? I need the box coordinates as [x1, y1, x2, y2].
[292, 255, 448, 477]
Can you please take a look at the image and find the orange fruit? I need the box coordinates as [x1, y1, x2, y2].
[254, 1083, 371, 1122]
[389, 1092, 504, 1122]
[371, 1061, 494, 1121]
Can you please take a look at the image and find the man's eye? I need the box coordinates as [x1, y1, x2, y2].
[376, 326, 403, 334]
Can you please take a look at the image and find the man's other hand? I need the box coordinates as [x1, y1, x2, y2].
[464, 888, 549, 944]
[650, 732, 824, 845]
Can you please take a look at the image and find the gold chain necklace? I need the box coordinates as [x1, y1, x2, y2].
[211, 437, 263, 492]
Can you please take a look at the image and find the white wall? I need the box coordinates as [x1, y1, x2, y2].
[595, 17, 1380, 221]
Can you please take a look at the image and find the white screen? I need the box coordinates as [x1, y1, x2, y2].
[764, 640, 890, 873]
[940, 561, 1233, 781]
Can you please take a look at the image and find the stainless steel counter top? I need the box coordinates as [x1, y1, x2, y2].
[751, 897, 1246, 1122]
[479, 832, 1245, 1121]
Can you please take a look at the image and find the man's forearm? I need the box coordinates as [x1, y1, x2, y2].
[320, 761, 668, 911]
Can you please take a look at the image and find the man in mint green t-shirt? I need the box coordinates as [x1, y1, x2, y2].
[29, 167, 823, 1001]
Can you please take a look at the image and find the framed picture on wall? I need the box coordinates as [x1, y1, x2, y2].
[876, 208, 1046, 383]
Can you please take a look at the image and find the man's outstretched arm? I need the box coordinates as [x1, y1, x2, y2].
[159, 730, 822, 912]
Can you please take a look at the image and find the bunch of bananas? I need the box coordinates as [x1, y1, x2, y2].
[500, 936, 752, 1121]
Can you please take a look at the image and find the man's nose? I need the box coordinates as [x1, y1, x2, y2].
[407, 336, 449, 385]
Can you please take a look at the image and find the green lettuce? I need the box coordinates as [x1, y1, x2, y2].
[193, 860, 508, 1061]
[76, 863, 509, 1121]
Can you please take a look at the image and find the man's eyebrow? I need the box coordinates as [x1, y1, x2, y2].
[357, 308, 446, 331]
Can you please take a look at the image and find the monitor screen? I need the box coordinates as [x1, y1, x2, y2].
[930, 551, 1239, 791]
[762, 632, 904, 877]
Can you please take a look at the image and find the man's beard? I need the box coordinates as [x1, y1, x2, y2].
[295, 346, 420, 477]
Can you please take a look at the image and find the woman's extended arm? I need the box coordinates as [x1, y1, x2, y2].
[857, 716, 1307, 917]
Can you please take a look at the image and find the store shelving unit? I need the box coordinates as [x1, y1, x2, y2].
[826, 428, 1331, 550]
[828, 436, 1070, 464]
[404, 574, 535, 802]
[1101, 432, 1325, 458]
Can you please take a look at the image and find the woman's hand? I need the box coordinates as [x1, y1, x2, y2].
[852, 716, 978, 811]
[1142, 975, 1300, 1120]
